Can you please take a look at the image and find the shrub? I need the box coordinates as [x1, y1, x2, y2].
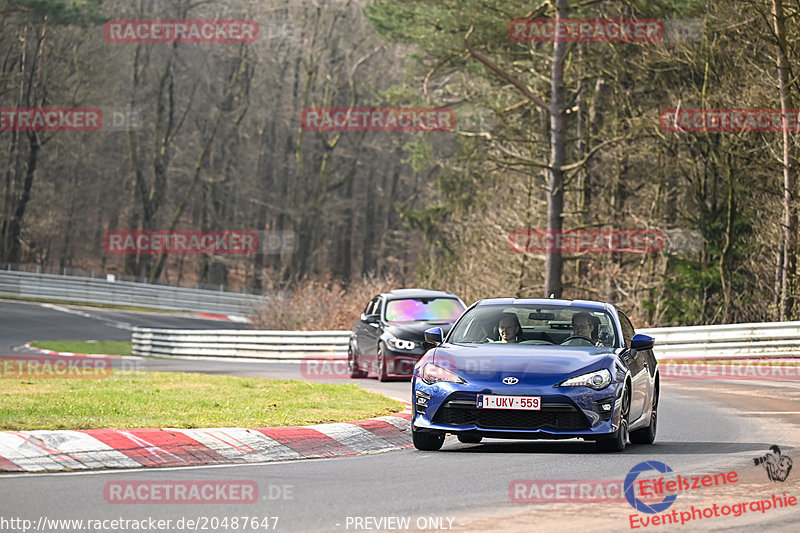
[253, 274, 402, 330]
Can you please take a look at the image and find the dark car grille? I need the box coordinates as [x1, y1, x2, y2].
[432, 395, 588, 430]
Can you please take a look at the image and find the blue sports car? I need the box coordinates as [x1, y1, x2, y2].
[411, 298, 659, 452]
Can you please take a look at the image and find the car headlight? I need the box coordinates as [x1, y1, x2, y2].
[559, 369, 612, 390]
[387, 338, 417, 351]
[421, 363, 466, 385]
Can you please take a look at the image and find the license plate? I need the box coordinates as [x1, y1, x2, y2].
[477, 395, 540, 410]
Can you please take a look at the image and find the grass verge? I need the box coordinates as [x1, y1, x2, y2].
[0, 371, 403, 430]
[30, 340, 132, 356]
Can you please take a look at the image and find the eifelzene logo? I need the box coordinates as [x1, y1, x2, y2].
[753, 446, 793, 482]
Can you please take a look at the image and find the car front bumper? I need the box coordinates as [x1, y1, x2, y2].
[412, 378, 624, 440]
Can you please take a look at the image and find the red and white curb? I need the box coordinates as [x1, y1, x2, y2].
[196, 312, 252, 323]
[0, 402, 413, 473]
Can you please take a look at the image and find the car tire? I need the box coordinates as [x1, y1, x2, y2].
[377, 344, 390, 382]
[597, 385, 629, 453]
[630, 386, 658, 445]
[457, 434, 482, 444]
[412, 428, 445, 451]
[348, 346, 367, 379]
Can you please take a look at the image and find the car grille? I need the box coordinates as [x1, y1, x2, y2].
[432, 394, 588, 430]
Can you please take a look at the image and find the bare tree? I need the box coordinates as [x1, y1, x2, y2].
[772, 0, 797, 320]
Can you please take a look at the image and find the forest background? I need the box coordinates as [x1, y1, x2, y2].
[2, 0, 799, 328]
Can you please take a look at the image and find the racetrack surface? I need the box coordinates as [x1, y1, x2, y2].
[1, 300, 799, 532]
[0, 299, 244, 353]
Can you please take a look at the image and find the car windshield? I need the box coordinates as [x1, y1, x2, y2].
[384, 298, 465, 322]
[448, 304, 618, 347]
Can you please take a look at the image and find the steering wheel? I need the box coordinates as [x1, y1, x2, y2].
[561, 335, 595, 346]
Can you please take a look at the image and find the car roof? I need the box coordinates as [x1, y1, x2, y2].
[474, 298, 612, 312]
[380, 288, 461, 301]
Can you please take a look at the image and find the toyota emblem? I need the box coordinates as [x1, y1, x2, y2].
[502, 376, 519, 385]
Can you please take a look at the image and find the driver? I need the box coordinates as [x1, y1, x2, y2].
[570, 312, 603, 347]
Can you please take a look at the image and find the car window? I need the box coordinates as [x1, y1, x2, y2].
[449, 304, 617, 347]
[618, 311, 635, 348]
[364, 296, 379, 316]
[373, 298, 383, 319]
[384, 298, 465, 322]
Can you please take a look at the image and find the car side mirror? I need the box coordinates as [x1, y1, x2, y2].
[631, 333, 654, 351]
[424, 327, 443, 346]
[363, 314, 380, 324]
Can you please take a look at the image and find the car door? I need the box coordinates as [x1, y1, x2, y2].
[618, 311, 648, 422]
[354, 297, 377, 357]
[363, 296, 383, 359]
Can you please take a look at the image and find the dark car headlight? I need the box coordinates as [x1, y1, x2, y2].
[387, 338, 417, 351]
[559, 369, 612, 390]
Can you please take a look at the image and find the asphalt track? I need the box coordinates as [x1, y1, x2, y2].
[1, 299, 799, 532]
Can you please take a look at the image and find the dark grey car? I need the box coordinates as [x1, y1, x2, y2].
[348, 289, 465, 381]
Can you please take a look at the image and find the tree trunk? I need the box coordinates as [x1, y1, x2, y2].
[719, 163, 735, 322]
[544, 0, 568, 298]
[773, 0, 796, 320]
[4, 20, 47, 264]
[8, 131, 40, 263]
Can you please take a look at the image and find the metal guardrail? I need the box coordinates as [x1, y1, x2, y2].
[1, 262, 261, 294]
[0, 270, 265, 316]
[132, 328, 350, 359]
[639, 322, 800, 359]
[131, 322, 800, 361]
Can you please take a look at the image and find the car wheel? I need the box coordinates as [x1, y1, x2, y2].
[377, 344, 390, 382]
[457, 434, 482, 444]
[630, 385, 658, 445]
[597, 385, 629, 453]
[348, 346, 367, 379]
[412, 427, 445, 451]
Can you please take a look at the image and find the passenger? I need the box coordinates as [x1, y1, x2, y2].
[493, 313, 524, 343]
